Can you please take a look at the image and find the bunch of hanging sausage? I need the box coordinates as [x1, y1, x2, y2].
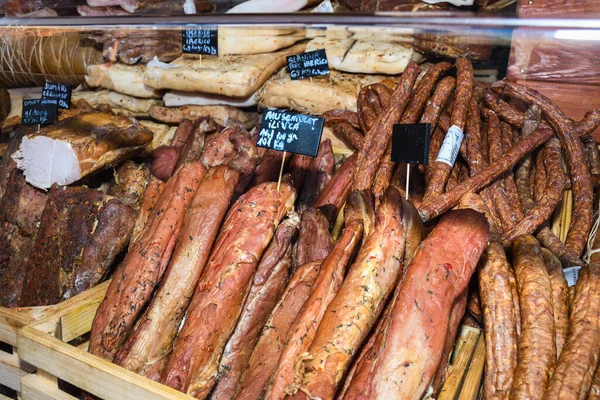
[87, 57, 600, 399]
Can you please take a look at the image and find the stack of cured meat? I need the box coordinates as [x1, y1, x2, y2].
[43, 55, 596, 400]
[1, 27, 600, 397]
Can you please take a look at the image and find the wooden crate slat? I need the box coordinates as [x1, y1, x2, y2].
[18, 326, 193, 400]
[439, 328, 481, 400]
[21, 374, 77, 400]
[0, 349, 34, 391]
[458, 334, 486, 400]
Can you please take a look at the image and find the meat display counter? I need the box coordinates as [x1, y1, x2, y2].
[1, 2, 600, 400]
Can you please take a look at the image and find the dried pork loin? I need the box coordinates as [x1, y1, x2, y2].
[12, 112, 152, 190]
[19, 185, 135, 306]
[0, 169, 48, 307]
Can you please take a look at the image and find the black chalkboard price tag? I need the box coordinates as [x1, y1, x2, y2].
[182, 28, 218, 55]
[256, 109, 324, 157]
[287, 49, 330, 80]
[391, 123, 431, 164]
[42, 82, 72, 109]
[22, 99, 59, 126]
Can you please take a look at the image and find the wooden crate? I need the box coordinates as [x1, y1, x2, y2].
[0, 288, 105, 397]
[16, 280, 193, 400]
[16, 279, 484, 400]
[0, 306, 51, 395]
[0, 282, 111, 398]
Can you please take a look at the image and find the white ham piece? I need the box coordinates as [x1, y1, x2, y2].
[12, 112, 152, 190]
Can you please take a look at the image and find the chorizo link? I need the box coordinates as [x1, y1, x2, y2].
[313, 153, 358, 225]
[492, 81, 595, 256]
[423, 77, 457, 182]
[541, 248, 569, 360]
[500, 122, 523, 218]
[479, 242, 519, 400]
[161, 182, 296, 397]
[465, 98, 502, 231]
[357, 84, 391, 134]
[511, 235, 556, 400]
[417, 127, 554, 222]
[512, 105, 583, 265]
[544, 261, 600, 399]
[423, 58, 473, 200]
[582, 135, 600, 175]
[402, 61, 453, 124]
[484, 90, 600, 137]
[534, 149, 547, 204]
[331, 121, 363, 150]
[457, 192, 501, 241]
[352, 62, 421, 192]
[322, 109, 360, 130]
[89, 162, 206, 361]
[502, 139, 567, 246]
[484, 108, 520, 230]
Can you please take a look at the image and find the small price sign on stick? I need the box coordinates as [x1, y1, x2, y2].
[42, 81, 72, 109]
[391, 123, 431, 200]
[257, 109, 324, 190]
[22, 99, 59, 127]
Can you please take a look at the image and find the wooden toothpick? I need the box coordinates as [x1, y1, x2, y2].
[405, 163, 410, 201]
[277, 151, 287, 191]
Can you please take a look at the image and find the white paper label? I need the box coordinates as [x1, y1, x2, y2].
[183, 0, 196, 14]
[564, 266, 582, 287]
[147, 56, 180, 69]
[312, 0, 334, 12]
[435, 125, 464, 166]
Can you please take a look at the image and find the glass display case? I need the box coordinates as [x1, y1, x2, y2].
[0, 2, 599, 400]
